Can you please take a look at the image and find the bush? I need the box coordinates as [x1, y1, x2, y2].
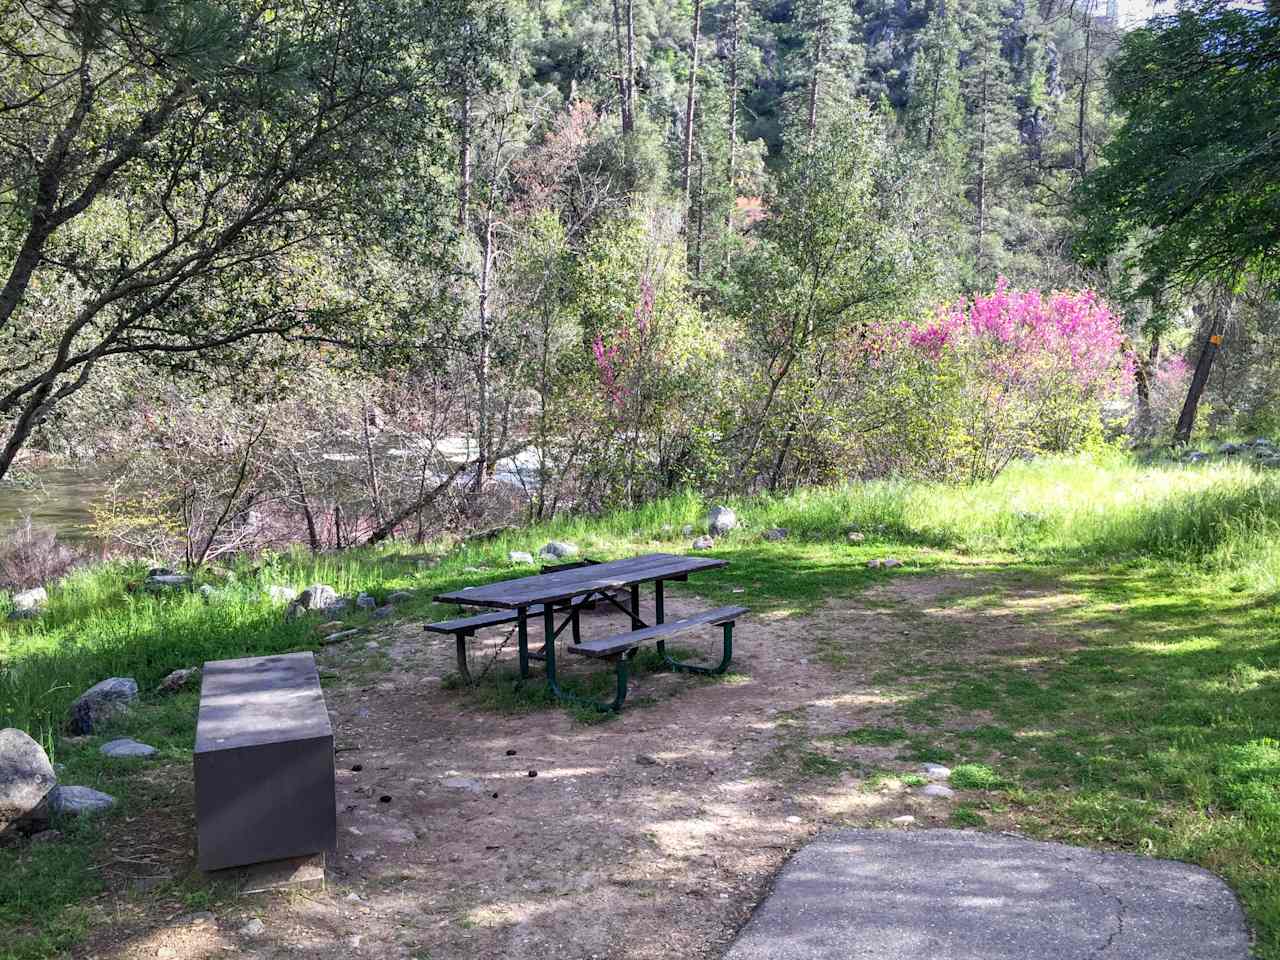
[0, 519, 86, 591]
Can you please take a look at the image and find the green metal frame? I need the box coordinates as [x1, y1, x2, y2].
[506, 578, 735, 712]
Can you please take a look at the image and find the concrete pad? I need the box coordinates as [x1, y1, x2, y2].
[725, 829, 1252, 960]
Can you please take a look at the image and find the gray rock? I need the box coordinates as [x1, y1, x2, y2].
[691, 535, 715, 550]
[0, 728, 57, 838]
[321, 629, 363, 645]
[49, 785, 116, 816]
[100, 738, 157, 759]
[920, 783, 955, 799]
[68, 677, 138, 735]
[146, 567, 177, 578]
[508, 551, 535, 564]
[7, 607, 40, 622]
[266, 585, 299, 604]
[762, 528, 789, 542]
[240, 918, 266, 937]
[372, 605, 395, 619]
[681, 524, 694, 536]
[355, 592, 377, 610]
[29, 829, 62, 843]
[323, 599, 350, 620]
[144, 574, 192, 592]
[198, 584, 217, 602]
[923, 763, 952, 780]
[287, 584, 340, 619]
[635, 754, 661, 766]
[11, 587, 47, 611]
[890, 815, 915, 826]
[386, 590, 414, 604]
[442, 777, 482, 793]
[1218, 442, 1243, 455]
[1185, 451, 1208, 464]
[155, 668, 198, 694]
[708, 505, 737, 536]
[315, 621, 349, 637]
[538, 541, 579, 559]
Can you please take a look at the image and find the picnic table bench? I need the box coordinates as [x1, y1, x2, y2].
[427, 553, 746, 711]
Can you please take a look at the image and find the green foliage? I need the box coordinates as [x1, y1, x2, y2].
[949, 763, 1006, 790]
[1075, 2, 1280, 292]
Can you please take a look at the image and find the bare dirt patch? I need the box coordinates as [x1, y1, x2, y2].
[83, 570, 1095, 960]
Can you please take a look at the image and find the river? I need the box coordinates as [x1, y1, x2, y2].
[0, 468, 111, 543]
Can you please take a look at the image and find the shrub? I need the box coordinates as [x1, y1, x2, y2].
[0, 519, 86, 591]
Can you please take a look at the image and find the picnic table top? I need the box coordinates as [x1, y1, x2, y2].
[434, 552, 727, 609]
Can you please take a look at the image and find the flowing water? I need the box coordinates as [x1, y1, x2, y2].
[0, 467, 111, 543]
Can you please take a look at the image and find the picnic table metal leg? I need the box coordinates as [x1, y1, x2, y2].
[543, 604, 557, 689]
[655, 579, 666, 660]
[517, 606, 530, 680]
[455, 631, 474, 684]
[545, 597, 629, 712]
[664, 620, 734, 676]
[629, 584, 641, 629]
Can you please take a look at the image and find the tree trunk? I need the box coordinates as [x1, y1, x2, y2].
[724, 0, 740, 266]
[458, 85, 473, 230]
[1173, 305, 1228, 446]
[681, 0, 703, 212]
[975, 66, 989, 279]
[612, 0, 633, 132]
[1075, 1, 1093, 178]
[625, 0, 637, 131]
[807, 19, 826, 149]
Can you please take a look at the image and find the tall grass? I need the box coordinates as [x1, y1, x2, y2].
[3, 452, 1279, 741]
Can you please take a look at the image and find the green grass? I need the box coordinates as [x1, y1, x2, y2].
[5, 451, 1280, 957]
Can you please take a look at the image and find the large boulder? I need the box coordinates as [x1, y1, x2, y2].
[708, 506, 737, 537]
[68, 677, 139, 735]
[144, 573, 192, 592]
[155, 667, 198, 694]
[0, 728, 57, 839]
[266, 585, 299, 605]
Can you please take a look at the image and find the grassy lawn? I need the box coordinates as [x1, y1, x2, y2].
[2, 452, 1280, 958]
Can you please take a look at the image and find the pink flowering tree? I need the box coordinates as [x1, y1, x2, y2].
[875, 280, 1132, 483]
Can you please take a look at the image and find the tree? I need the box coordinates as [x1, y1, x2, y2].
[0, 0, 495, 482]
[1075, 1, 1280, 442]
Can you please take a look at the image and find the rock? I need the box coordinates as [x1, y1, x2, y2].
[266, 585, 298, 604]
[635, 754, 660, 766]
[442, 777, 482, 793]
[0, 728, 57, 839]
[691, 536, 715, 550]
[198, 584, 217, 602]
[146, 567, 177, 578]
[922, 763, 952, 780]
[355, 593, 377, 610]
[365, 641, 379, 650]
[144, 573, 192, 592]
[315, 621, 349, 637]
[372, 605, 395, 619]
[386, 590, 414, 604]
[322, 599, 350, 620]
[68, 677, 138, 735]
[1219, 442, 1243, 455]
[49, 785, 116, 816]
[287, 584, 340, 619]
[7, 608, 40, 622]
[538, 541, 579, 559]
[508, 551, 535, 564]
[847, 531, 865, 543]
[155, 668, 198, 694]
[762, 528, 789, 542]
[100, 738, 157, 759]
[321, 629, 363, 645]
[708, 505, 737, 537]
[867, 559, 883, 569]
[882, 558, 904, 569]
[1184, 451, 1208, 464]
[240, 918, 266, 938]
[29, 829, 62, 843]
[920, 783, 955, 799]
[680, 524, 694, 537]
[11, 587, 47, 611]
[890, 815, 915, 826]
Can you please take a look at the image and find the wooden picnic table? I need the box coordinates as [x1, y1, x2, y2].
[432, 552, 740, 710]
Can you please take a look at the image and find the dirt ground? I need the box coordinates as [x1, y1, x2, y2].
[79, 570, 1084, 960]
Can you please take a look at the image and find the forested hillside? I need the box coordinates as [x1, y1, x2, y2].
[1, 0, 1277, 559]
